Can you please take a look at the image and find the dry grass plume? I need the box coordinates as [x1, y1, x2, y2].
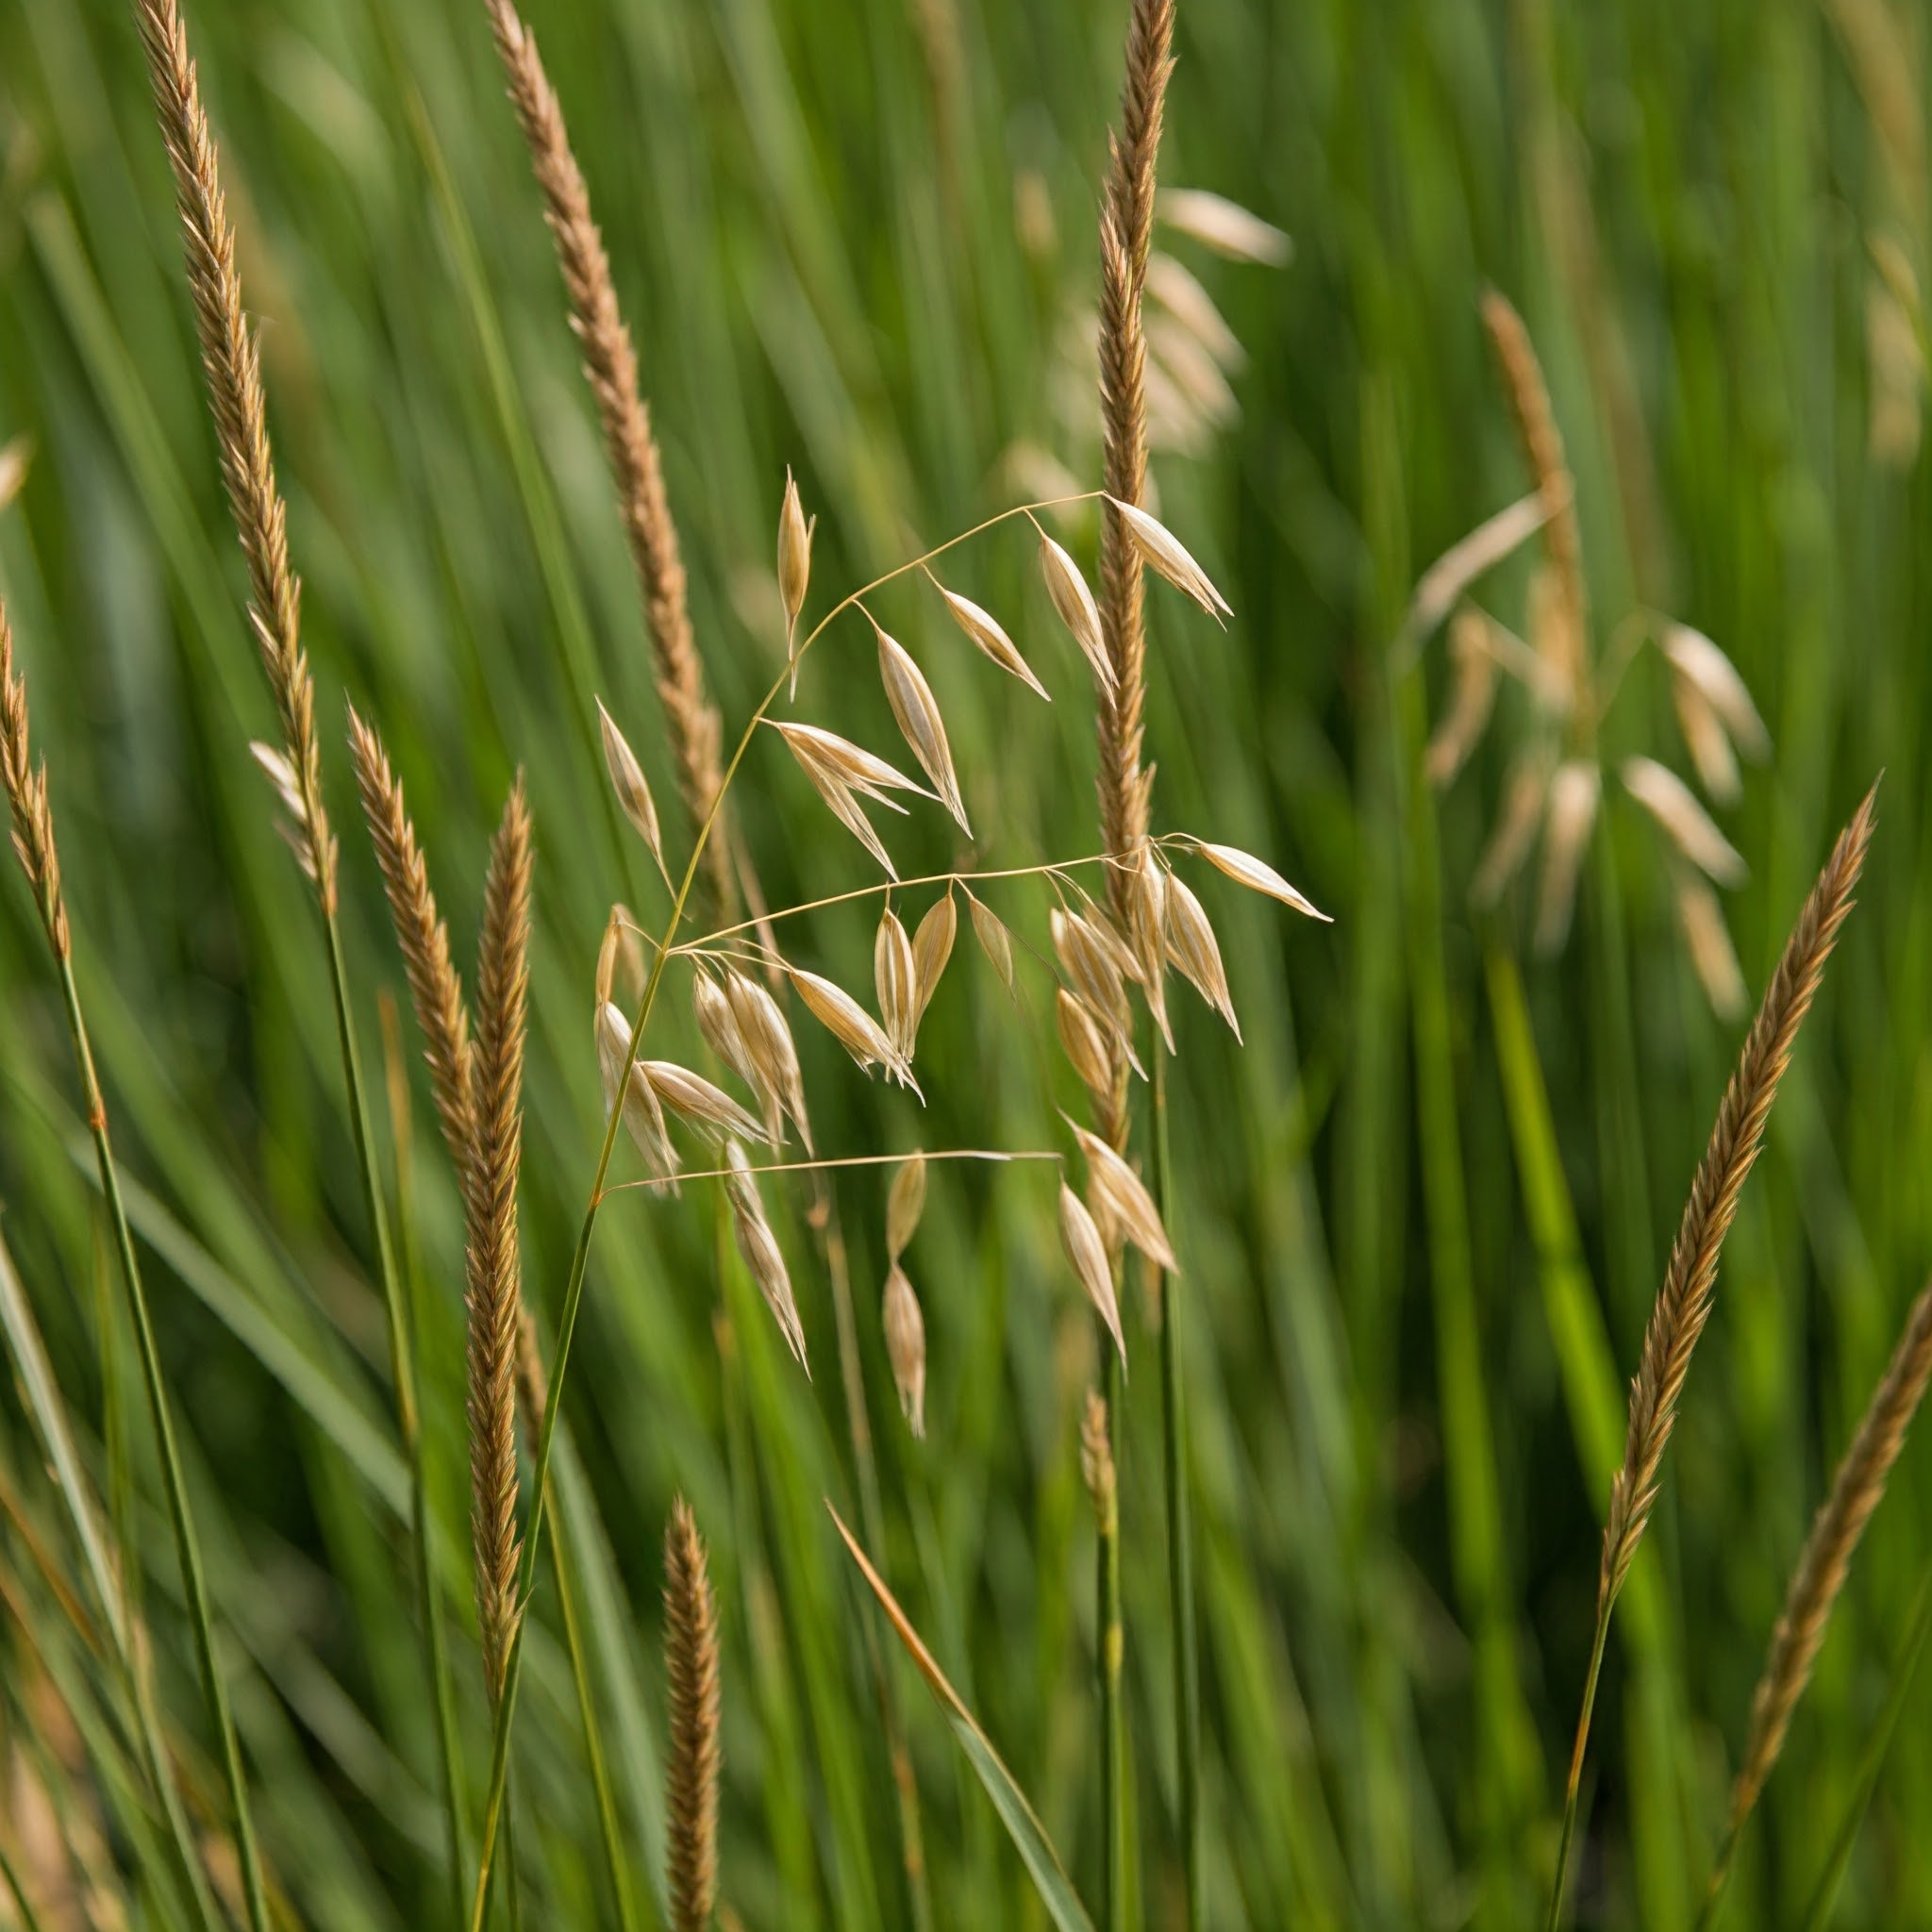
[134, 0, 336, 910]
[466, 778, 534, 1702]
[663, 1496, 721, 1932]
[1600, 780, 1879, 1611]
[1724, 1272, 1932, 1841]
[484, 0, 732, 917]
[0, 603, 68, 963]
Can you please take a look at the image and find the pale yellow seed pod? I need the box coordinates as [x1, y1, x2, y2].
[1038, 532, 1113, 692]
[1191, 840, 1330, 921]
[777, 467, 812, 627]
[874, 909, 918, 1064]
[1164, 873, 1239, 1039]
[596, 698, 667, 875]
[931, 575, 1050, 700]
[886, 1152, 927, 1261]
[641, 1060, 771, 1146]
[882, 1261, 927, 1439]
[1058, 1182, 1125, 1368]
[724, 1141, 808, 1370]
[873, 620, 970, 835]
[1056, 987, 1114, 1099]
[596, 911, 622, 1009]
[911, 895, 956, 1033]
[968, 892, 1017, 1000]
[1064, 1115, 1176, 1272]
[1106, 496, 1232, 620]
[1127, 850, 1172, 1052]
[693, 972, 758, 1091]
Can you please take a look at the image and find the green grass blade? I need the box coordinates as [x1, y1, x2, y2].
[828, 1502, 1096, 1932]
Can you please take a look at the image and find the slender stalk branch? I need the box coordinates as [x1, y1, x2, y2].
[608, 1148, 1063, 1195]
[55, 957, 272, 1932]
[1546, 1603, 1611, 1931]
[1154, 1054, 1200, 1927]
[1099, 1347, 1126, 1932]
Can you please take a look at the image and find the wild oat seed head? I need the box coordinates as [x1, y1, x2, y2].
[1158, 188, 1290, 265]
[1065, 1115, 1175, 1272]
[1059, 1180, 1126, 1368]
[882, 1261, 927, 1440]
[872, 619, 971, 835]
[695, 971, 762, 1100]
[724, 1141, 808, 1370]
[1163, 871, 1239, 1038]
[642, 1059, 772, 1149]
[1191, 839, 1331, 922]
[886, 1153, 927, 1262]
[1663, 625, 1769, 761]
[874, 908, 919, 1065]
[777, 467, 813, 630]
[1057, 986, 1116, 1101]
[598, 999, 681, 1187]
[910, 894, 957, 1034]
[1534, 758, 1603, 956]
[929, 573, 1050, 700]
[1125, 848, 1173, 1051]
[662, 1497, 722, 1932]
[724, 969, 812, 1155]
[787, 966, 913, 1092]
[1039, 532, 1113, 693]
[1106, 496, 1230, 620]
[597, 698, 669, 878]
[1622, 757, 1748, 888]
[967, 891, 1017, 1000]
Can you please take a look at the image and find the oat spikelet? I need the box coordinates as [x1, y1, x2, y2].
[1093, 0, 1175, 925]
[1599, 783, 1878, 1611]
[465, 777, 533, 1703]
[1479, 290, 1587, 691]
[347, 707, 477, 1174]
[1723, 1274, 1932, 1843]
[0, 603, 69, 961]
[663, 1497, 722, 1932]
[134, 0, 336, 911]
[485, 0, 731, 914]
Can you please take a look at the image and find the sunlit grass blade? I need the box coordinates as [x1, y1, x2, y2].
[827, 1503, 1096, 1932]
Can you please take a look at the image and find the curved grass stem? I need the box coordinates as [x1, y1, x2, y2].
[1546, 1601, 1611, 1930]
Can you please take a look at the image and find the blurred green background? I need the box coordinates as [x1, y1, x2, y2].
[0, 0, 1928, 1925]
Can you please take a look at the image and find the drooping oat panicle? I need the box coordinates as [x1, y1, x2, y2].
[787, 966, 910, 1089]
[910, 894, 957, 1035]
[662, 1498, 722, 1932]
[886, 1154, 927, 1261]
[1053, 907, 1134, 1050]
[724, 970, 812, 1155]
[1622, 757, 1748, 888]
[871, 618, 971, 835]
[1723, 1274, 1932, 1846]
[882, 1261, 928, 1439]
[597, 698, 669, 880]
[1189, 839, 1331, 921]
[724, 1142, 808, 1369]
[1163, 872, 1239, 1039]
[1480, 290, 1587, 692]
[347, 707, 477, 1175]
[465, 778, 533, 1703]
[777, 468, 813, 630]
[1065, 1116, 1176, 1272]
[927, 571, 1050, 700]
[1060, 1181, 1126, 1369]
[693, 971, 756, 1090]
[598, 1000, 682, 1187]
[1106, 497, 1230, 621]
[484, 0, 734, 913]
[1039, 530, 1114, 694]
[134, 0, 336, 911]
[1057, 986, 1116, 1102]
[1600, 782, 1877, 1609]
[874, 908, 919, 1065]
[966, 890, 1017, 1000]
[641, 1059, 771, 1148]
[0, 603, 69, 961]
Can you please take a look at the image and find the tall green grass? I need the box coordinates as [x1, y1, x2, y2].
[0, 0, 1926, 1926]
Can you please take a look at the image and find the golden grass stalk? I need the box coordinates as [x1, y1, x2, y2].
[2, 598, 262, 1932]
[664, 1497, 722, 1932]
[1546, 778, 1880, 1930]
[466, 778, 534, 1703]
[483, 0, 732, 914]
[133, 0, 334, 911]
[1700, 1274, 1932, 1918]
[347, 708, 478, 1175]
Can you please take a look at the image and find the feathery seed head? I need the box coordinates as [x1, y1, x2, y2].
[663, 1497, 722, 1932]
